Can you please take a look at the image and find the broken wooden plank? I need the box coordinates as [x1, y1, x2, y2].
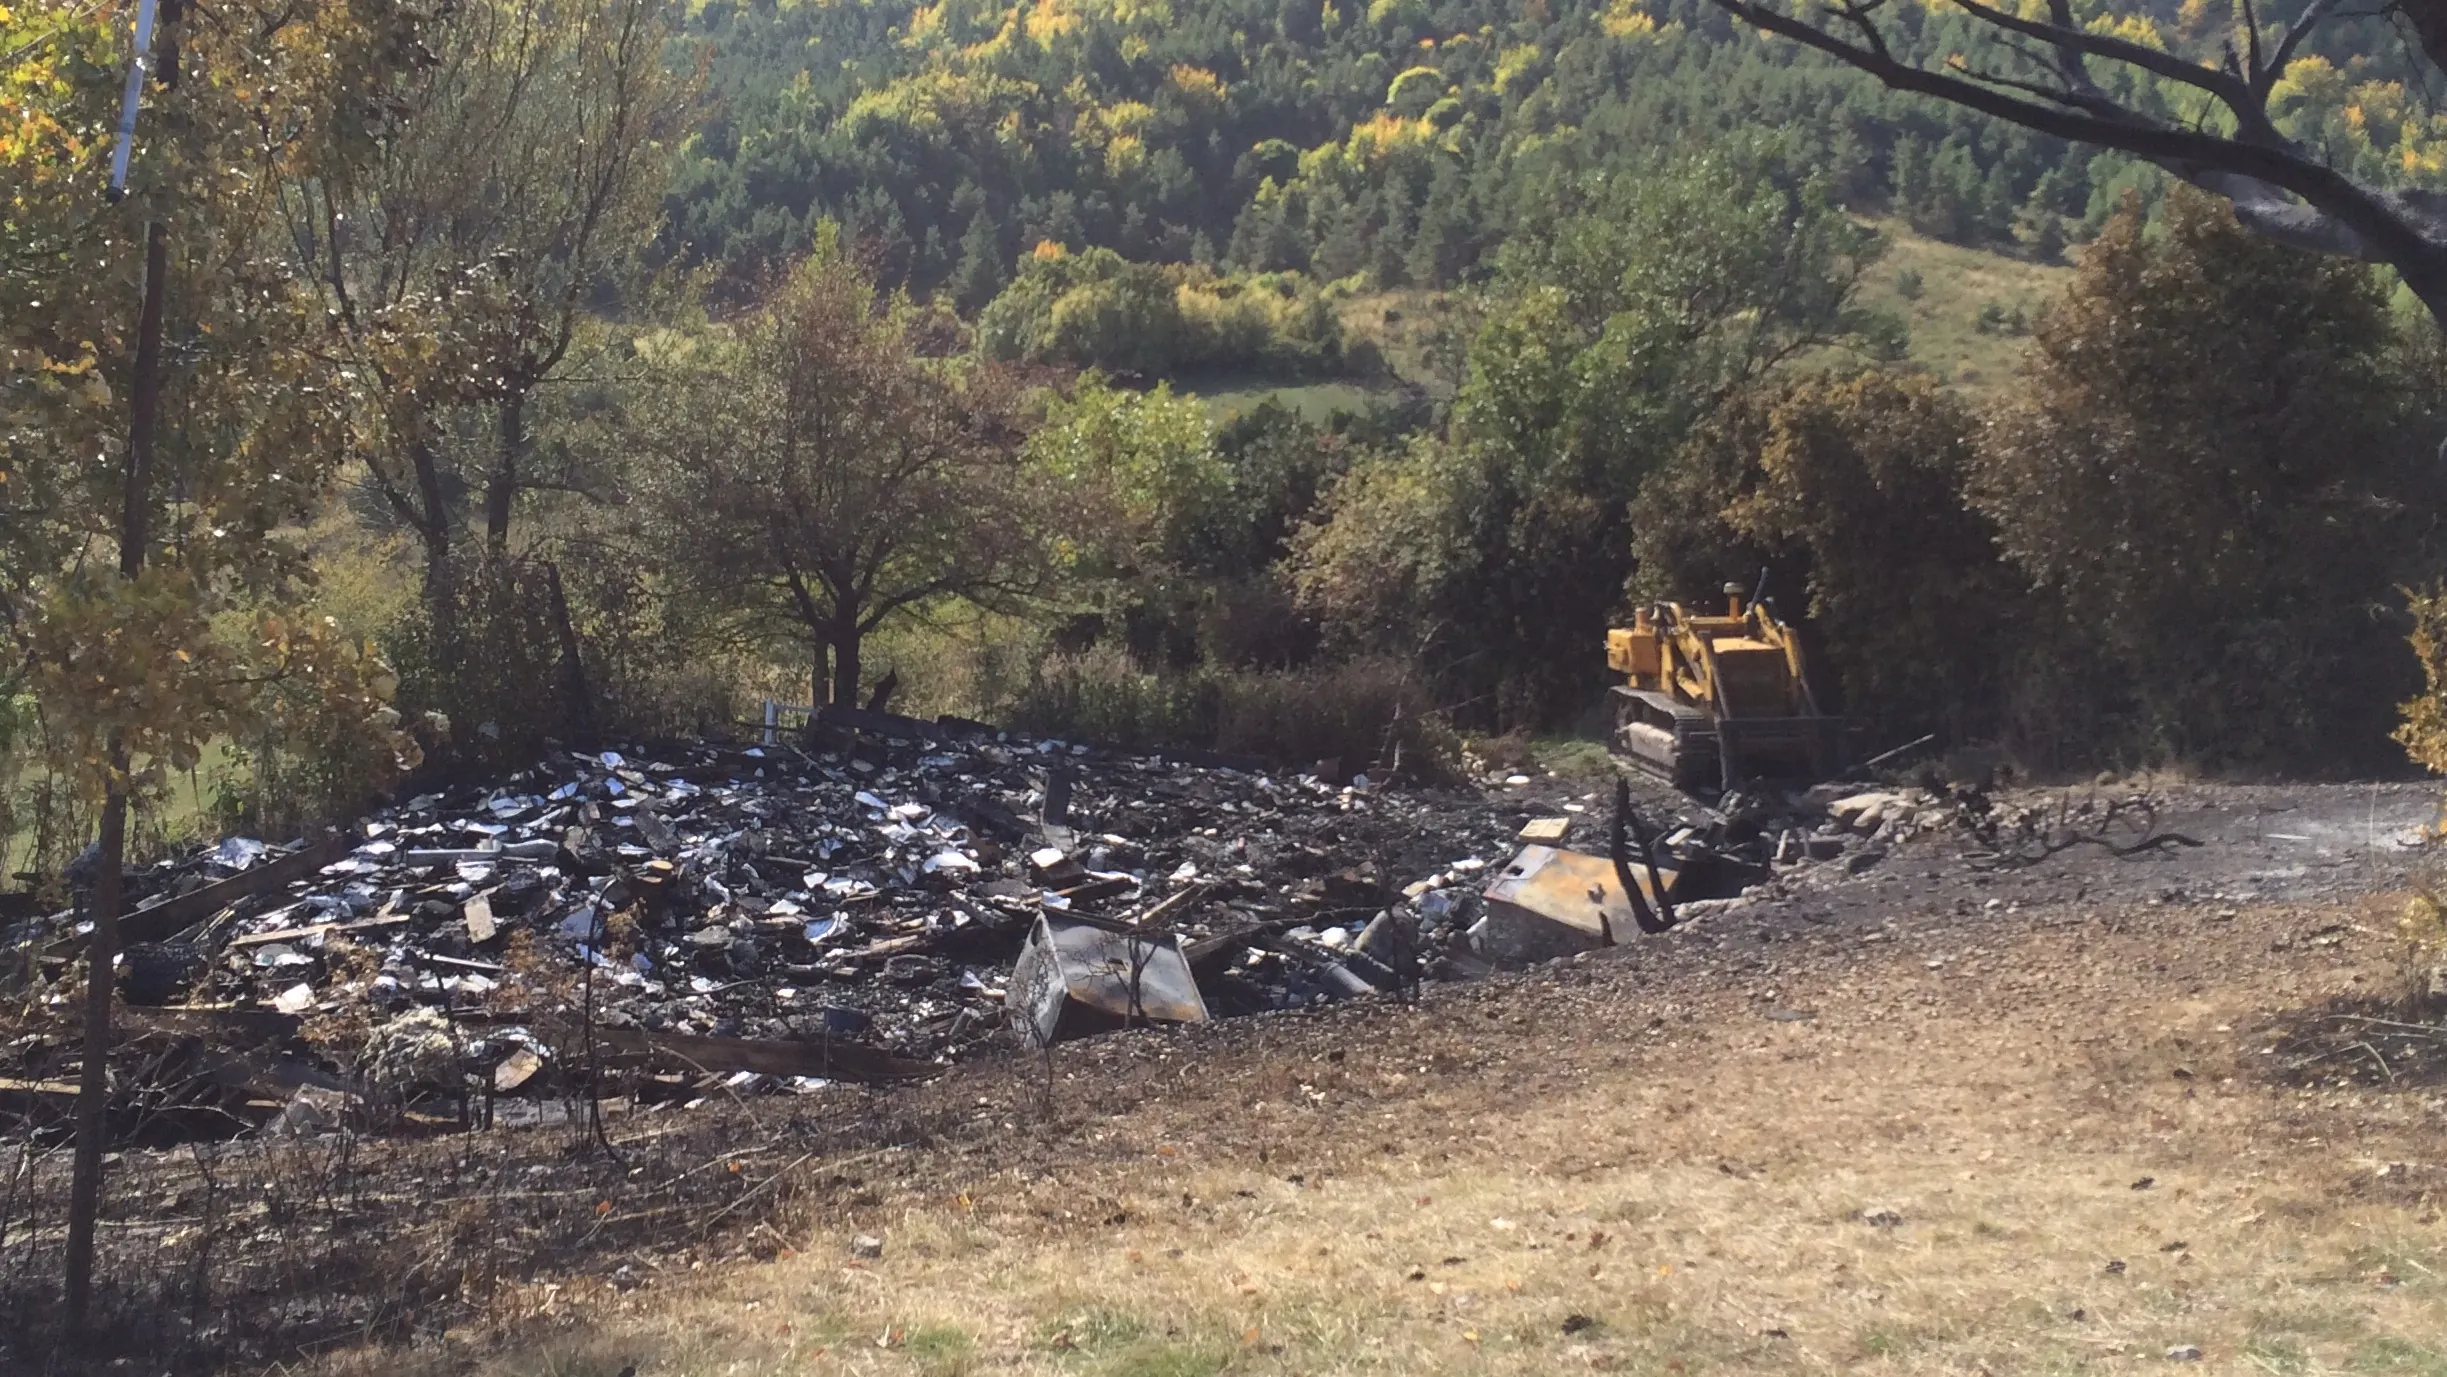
[412, 952, 501, 975]
[0, 1077, 78, 1098]
[1052, 874, 1136, 903]
[119, 1005, 300, 1046]
[400, 841, 558, 864]
[844, 933, 930, 961]
[118, 835, 354, 947]
[1128, 881, 1211, 928]
[225, 913, 412, 949]
[205, 1049, 355, 1101]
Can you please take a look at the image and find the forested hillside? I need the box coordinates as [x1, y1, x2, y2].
[10, 0, 2447, 890]
[662, 0, 2438, 304]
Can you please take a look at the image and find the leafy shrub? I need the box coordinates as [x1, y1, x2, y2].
[1632, 368, 2019, 748]
[1970, 188, 2444, 772]
[978, 248, 1356, 379]
[1292, 147, 1881, 728]
[1006, 646, 1458, 777]
[386, 551, 741, 784]
[2396, 586, 2447, 777]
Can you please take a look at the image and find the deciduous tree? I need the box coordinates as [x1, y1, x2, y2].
[642, 240, 1056, 708]
[3, 0, 427, 1333]
[1292, 147, 1886, 723]
[1632, 370, 2016, 744]
[292, 0, 691, 587]
[1971, 187, 2442, 767]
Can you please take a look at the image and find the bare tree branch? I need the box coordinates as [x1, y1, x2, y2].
[1948, 0, 2259, 118]
[2262, 0, 2348, 96]
[1705, 0, 2447, 323]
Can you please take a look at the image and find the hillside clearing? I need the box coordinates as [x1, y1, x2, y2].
[1190, 379, 1395, 425]
[1856, 226, 2071, 400]
[319, 801, 2447, 1377]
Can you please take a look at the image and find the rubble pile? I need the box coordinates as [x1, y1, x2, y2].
[1738, 785, 1950, 872]
[3, 717, 1670, 1129]
[0, 713, 1950, 1135]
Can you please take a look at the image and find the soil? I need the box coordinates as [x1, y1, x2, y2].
[10, 775, 2445, 1376]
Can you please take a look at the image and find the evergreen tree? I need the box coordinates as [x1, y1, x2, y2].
[951, 209, 1008, 312]
[1888, 134, 1929, 222]
[1407, 164, 1474, 288]
[1979, 161, 2019, 244]
[1924, 137, 1982, 242]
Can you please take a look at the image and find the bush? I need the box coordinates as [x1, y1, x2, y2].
[1005, 646, 1459, 777]
[2395, 586, 2447, 776]
[1632, 369, 2020, 749]
[386, 551, 742, 784]
[1971, 188, 2444, 772]
[1292, 147, 1883, 731]
[977, 248, 1354, 379]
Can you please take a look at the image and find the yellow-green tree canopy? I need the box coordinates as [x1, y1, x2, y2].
[3, 0, 429, 798]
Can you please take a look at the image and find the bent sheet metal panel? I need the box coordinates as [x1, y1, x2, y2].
[1008, 914, 1211, 1045]
[1479, 845, 1680, 964]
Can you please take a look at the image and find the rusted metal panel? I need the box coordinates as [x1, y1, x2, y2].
[1478, 845, 1680, 965]
[1008, 914, 1209, 1045]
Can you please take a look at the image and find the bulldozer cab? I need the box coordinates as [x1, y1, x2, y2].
[1606, 585, 1842, 791]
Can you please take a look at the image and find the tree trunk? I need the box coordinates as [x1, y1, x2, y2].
[830, 620, 862, 710]
[810, 638, 829, 714]
[66, 212, 169, 1337]
[63, 773, 129, 1334]
[485, 388, 524, 555]
[409, 432, 456, 644]
[544, 561, 595, 746]
[416, 517, 453, 602]
[409, 433, 450, 570]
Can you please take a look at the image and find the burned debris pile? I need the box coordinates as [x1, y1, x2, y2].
[0, 715, 1717, 1135]
[0, 712, 1970, 1138]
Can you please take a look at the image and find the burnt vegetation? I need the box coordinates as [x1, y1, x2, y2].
[17, 0, 2447, 1367]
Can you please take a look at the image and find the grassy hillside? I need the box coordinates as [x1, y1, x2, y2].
[1212, 233, 2073, 423]
[1191, 380, 1392, 425]
[1859, 225, 2072, 401]
[319, 876, 2447, 1377]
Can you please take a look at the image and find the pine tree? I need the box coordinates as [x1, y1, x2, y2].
[1888, 134, 1929, 224]
[951, 208, 1008, 312]
[1979, 161, 2019, 245]
[1407, 164, 1473, 287]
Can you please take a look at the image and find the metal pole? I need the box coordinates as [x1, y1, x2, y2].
[105, 0, 162, 201]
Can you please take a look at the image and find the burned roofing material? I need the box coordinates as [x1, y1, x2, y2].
[1, 711, 1801, 1137]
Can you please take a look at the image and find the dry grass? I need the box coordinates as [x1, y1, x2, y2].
[305, 894, 2447, 1377]
[1853, 224, 2071, 402]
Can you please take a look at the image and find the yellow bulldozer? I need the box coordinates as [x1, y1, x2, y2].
[1605, 584, 1843, 792]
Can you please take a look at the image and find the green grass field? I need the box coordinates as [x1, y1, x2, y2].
[1856, 223, 2071, 402]
[1188, 379, 1395, 424]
